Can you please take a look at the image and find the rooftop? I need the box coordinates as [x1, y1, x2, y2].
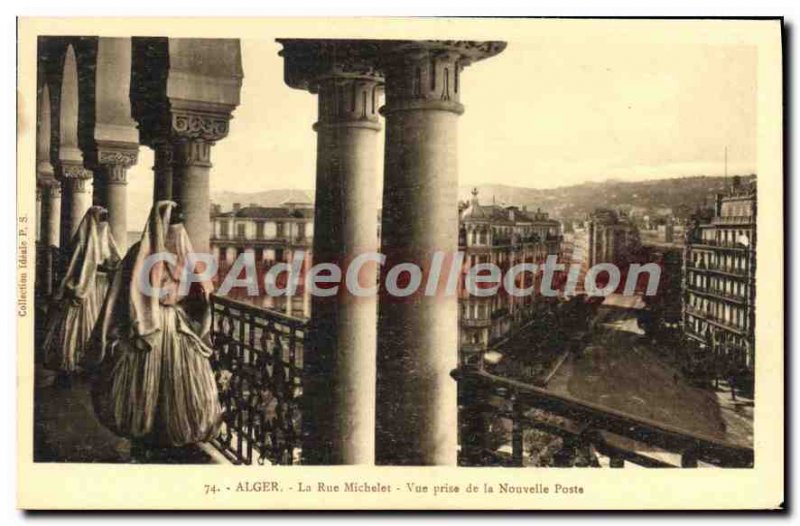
[214, 205, 314, 220]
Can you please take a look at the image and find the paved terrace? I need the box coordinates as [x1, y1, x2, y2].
[33, 368, 227, 464]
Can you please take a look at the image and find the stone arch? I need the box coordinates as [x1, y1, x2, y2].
[58, 44, 81, 165]
[36, 83, 56, 244]
[36, 83, 54, 177]
[57, 43, 93, 245]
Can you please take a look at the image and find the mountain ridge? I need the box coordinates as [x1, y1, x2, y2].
[209, 175, 755, 222]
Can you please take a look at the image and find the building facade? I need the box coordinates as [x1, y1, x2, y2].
[210, 200, 314, 318]
[210, 190, 564, 359]
[567, 208, 640, 295]
[682, 177, 757, 384]
[584, 208, 641, 268]
[458, 189, 562, 360]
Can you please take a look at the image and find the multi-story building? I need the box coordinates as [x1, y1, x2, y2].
[682, 176, 756, 385]
[584, 208, 641, 268]
[210, 190, 563, 358]
[458, 189, 562, 360]
[210, 200, 314, 318]
[568, 208, 640, 295]
[639, 234, 685, 333]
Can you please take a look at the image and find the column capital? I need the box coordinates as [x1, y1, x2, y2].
[82, 143, 137, 188]
[151, 138, 174, 165]
[379, 40, 507, 66]
[37, 160, 55, 180]
[101, 164, 130, 186]
[38, 175, 62, 195]
[378, 40, 506, 115]
[170, 106, 232, 143]
[278, 39, 385, 130]
[278, 39, 385, 93]
[61, 168, 92, 194]
[97, 145, 138, 169]
[58, 160, 92, 182]
[173, 138, 213, 168]
[44, 180, 62, 199]
[131, 37, 242, 148]
[313, 77, 384, 131]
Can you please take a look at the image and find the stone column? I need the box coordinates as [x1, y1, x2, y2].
[59, 161, 93, 248]
[55, 43, 90, 250]
[39, 181, 61, 297]
[93, 148, 138, 253]
[35, 187, 42, 241]
[41, 182, 61, 248]
[37, 83, 54, 243]
[375, 41, 505, 465]
[152, 140, 174, 202]
[76, 38, 141, 252]
[92, 173, 107, 207]
[279, 40, 383, 465]
[172, 135, 214, 254]
[131, 37, 242, 253]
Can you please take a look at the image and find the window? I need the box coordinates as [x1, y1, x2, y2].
[236, 223, 246, 239]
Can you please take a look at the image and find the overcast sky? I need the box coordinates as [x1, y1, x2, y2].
[126, 38, 757, 228]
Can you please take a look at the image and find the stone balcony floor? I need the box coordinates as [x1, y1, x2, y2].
[33, 367, 226, 464]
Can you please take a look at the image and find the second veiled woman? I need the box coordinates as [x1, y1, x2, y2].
[42, 206, 120, 383]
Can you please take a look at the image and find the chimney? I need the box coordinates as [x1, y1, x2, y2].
[233, 202, 241, 213]
[210, 203, 222, 216]
[508, 208, 515, 222]
[522, 205, 528, 213]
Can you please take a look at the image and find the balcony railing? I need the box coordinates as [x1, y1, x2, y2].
[461, 316, 492, 328]
[209, 294, 305, 465]
[712, 216, 754, 225]
[686, 285, 748, 306]
[684, 306, 746, 336]
[687, 264, 749, 278]
[688, 239, 750, 251]
[454, 365, 753, 468]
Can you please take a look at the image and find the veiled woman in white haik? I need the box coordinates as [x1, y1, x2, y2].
[42, 206, 120, 380]
[91, 201, 222, 449]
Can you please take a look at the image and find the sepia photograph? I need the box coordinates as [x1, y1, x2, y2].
[15, 15, 784, 510]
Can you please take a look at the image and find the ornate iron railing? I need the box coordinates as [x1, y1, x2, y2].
[209, 294, 305, 465]
[454, 365, 753, 468]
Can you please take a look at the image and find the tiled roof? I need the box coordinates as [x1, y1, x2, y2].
[215, 206, 314, 220]
[461, 201, 558, 227]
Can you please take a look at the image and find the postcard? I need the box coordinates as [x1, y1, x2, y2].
[16, 17, 784, 510]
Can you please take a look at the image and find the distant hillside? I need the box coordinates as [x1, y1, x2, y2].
[458, 175, 755, 222]
[211, 189, 313, 211]
[205, 175, 754, 223]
